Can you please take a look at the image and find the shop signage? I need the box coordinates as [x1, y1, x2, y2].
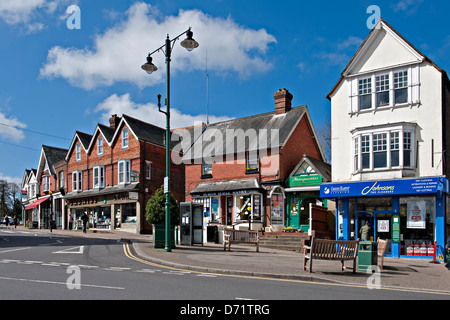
[320, 177, 447, 198]
[289, 174, 322, 187]
[392, 214, 400, 243]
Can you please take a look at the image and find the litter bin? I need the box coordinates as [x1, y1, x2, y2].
[358, 241, 378, 271]
[207, 225, 218, 243]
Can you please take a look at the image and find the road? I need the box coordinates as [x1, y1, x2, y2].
[1, 227, 449, 305]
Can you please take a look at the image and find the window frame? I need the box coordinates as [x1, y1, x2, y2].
[76, 144, 81, 162]
[93, 165, 105, 188]
[118, 159, 131, 185]
[97, 137, 103, 156]
[352, 125, 415, 173]
[122, 129, 129, 150]
[72, 171, 83, 192]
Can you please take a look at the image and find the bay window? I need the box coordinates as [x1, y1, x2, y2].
[352, 124, 415, 173]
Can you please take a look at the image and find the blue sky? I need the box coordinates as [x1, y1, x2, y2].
[1, 0, 449, 185]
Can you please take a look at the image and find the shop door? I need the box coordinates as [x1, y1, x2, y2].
[374, 213, 392, 255]
[226, 196, 233, 226]
[288, 196, 299, 229]
[357, 212, 374, 241]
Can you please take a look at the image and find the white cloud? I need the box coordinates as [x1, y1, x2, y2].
[95, 93, 232, 129]
[40, 2, 277, 90]
[0, 112, 26, 143]
[0, 0, 73, 32]
[392, 0, 424, 15]
[0, 172, 22, 185]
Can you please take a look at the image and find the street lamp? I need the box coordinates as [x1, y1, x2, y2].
[142, 28, 199, 252]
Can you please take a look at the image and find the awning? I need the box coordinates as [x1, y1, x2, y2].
[191, 178, 263, 197]
[24, 196, 50, 210]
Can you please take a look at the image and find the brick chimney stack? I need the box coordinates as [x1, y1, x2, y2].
[274, 88, 293, 114]
[109, 114, 120, 129]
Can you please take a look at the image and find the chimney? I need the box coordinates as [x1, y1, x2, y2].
[273, 88, 293, 114]
[109, 114, 120, 129]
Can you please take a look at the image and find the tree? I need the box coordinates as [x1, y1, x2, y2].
[317, 116, 331, 163]
[145, 185, 180, 225]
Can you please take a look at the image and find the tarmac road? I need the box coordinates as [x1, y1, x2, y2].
[1, 227, 449, 303]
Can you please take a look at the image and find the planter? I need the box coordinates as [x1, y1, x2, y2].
[153, 224, 176, 249]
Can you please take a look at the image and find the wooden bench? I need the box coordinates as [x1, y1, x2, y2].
[303, 237, 359, 273]
[223, 228, 259, 252]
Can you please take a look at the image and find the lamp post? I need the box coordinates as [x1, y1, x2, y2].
[142, 28, 199, 252]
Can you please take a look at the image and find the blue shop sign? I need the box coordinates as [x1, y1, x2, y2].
[320, 177, 447, 198]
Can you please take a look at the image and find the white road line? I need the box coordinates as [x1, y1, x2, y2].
[0, 276, 124, 290]
[0, 247, 31, 254]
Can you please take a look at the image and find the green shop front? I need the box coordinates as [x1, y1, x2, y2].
[285, 156, 331, 233]
[320, 176, 449, 262]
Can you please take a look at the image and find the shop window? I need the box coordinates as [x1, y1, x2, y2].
[122, 203, 137, 224]
[400, 196, 435, 255]
[235, 194, 262, 222]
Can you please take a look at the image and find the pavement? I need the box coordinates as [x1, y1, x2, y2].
[6, 226, 450, 295]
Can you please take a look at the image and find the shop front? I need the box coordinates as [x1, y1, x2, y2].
[285, 155, 331, 233]
[190, 178, 266, 232]
[320, 176, 448, 261]
[65, 186, 141, 233]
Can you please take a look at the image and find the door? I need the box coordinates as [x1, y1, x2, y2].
[357, 212, 374, 241]
[226, 196, 233, 226]
[375, 213, 392, 254]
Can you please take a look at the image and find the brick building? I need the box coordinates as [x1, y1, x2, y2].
[178, 88, 325, 232]
[63, 114, 184, 234]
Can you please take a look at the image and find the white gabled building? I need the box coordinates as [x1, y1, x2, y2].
[321, 20, 450, 261]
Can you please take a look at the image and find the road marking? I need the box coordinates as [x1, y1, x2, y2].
[122, 243, 450, 297]
[0, 247, 31, 254]
[53, 246, 84, 254]
[0, 275, 124, 290]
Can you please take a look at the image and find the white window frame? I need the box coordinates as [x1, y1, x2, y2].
[43, 176, 50, 192]
[72, 171, 83, 192]
[76, 144, 81, 162]
[352, 124, 415, 173]
[118, 160, 130, 184]
[146, 161, 151, 180]
[122, 129, 129, 149]
[97, 137, 103, 156]
[59, 171, 64, 189]
[349, 65, 419, 114]
[93, 165, 105, 188]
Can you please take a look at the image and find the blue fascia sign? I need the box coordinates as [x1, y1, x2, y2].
[320, 176, 448, 198]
